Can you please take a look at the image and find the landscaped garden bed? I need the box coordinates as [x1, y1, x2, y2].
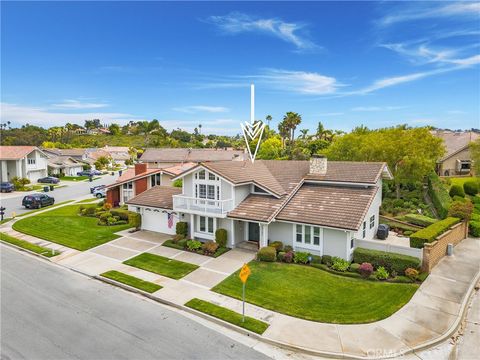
[213, 260, 418, 324]
[185, 298, 269, 334]
[124, 253, 198, 279]
[100, 270, 162, 293]
[12, 205, 132, 250]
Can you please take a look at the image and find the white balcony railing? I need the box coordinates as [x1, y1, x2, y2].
[173, 195, 234, 215]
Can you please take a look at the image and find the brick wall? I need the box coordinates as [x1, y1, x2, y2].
[106, 187, 120, 207]
[135, 177, 148, 195]
[422, 222, 468, 272]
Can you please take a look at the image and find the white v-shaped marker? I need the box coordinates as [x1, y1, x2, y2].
[241, 84, 265, 163]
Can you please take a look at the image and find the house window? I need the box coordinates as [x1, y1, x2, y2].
[207, 185, 215, 200]
[209, 172, 216, 180]
[313, 227, 320, 245]
[27, 158, 36, 165]
[304, 226, 311, 244]
[296, 225, 302, 243]
[122, 182, 133, 189]
[198, 216, 214, 234]
[199, 184, 206, 198]
[370, 215, 375, 229]
[362, 221, 366, 238]
[351, 238, 354, 249]
[151, 173, 161, 187]
[253, 185, 268, 194]
[198, 170, 205, 180]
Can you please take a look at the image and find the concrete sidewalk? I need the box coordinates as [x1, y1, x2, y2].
[2, 221, 479, 359]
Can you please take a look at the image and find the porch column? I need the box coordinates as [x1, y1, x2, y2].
[189, 214, 194, 239]
[230, 219, 235, 248]
[16, 160, 23, 178]
[1, 161, 7, 182]
[259, 224, 269, 247]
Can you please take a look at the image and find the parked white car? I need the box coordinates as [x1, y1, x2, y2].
[93, 187, 106, 198]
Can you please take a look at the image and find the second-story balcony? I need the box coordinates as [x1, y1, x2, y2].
[173, 195, 234, 216]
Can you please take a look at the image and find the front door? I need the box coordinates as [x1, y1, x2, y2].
[248, 222, 260, 242]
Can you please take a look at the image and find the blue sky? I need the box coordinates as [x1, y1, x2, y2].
[1, 1, 479, 134]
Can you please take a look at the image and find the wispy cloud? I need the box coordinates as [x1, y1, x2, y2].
[172, 105, 229, 114]
[205, 12, 318, 51]
[379, 2, 480, 26]
[352, 106, 405, 112]
[52, 99, 109, 109]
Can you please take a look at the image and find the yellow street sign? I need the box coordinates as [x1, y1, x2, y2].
[239, 263, 251, 283]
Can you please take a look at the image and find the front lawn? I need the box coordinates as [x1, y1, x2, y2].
[124, 253, 199, 279]
[12, 205, 131, 250]
[16, 200, 75, 217]
[100, 270, 162, 293]
[213, 261, 418, 324]
[61, 176, 89, 181]
[0, 232, 59, 257]
[185, 298, 269, 334]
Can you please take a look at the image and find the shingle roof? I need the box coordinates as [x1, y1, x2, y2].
[42, 148, 87, 157]
[228, 195, 285, 222]
[140, 148, 246, 163]
[47, 156, 81, 168]
[0, 146, 37, 160]
[432, 131, 480, 161]
[126, 186, 181, 209]
[276, 184, 378, 230]
[304, 161, 387, 184]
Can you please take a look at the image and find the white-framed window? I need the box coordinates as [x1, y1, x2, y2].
[193, 169, 220, 202]
[252, 185, 268, 194]
[122, 182, 133, 189]
[198, 170, 205, 180]
[362, 221, 366, 238]
[369, 215, 375, 229]
[27, 158, 36, 165]
[351, 238, 354, 249]
[209, 172, 216, 180]
[296, 224, 321, 247]
[151, 174, 161, 187]
[198, 216, 214, 234]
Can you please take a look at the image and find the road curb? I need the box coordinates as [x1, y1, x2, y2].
[3, 242, 480, 359]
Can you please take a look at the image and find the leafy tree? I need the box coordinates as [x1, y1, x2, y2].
[94, 156, 111, 170]
[108, 123, 120, 135]
[257, 137, 284, 160]
[84, 119, 101, 129]
[171, 128, 192, 143]
[326, 126, 445, 198]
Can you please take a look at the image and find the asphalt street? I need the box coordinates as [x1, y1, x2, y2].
[0, 245, 270, 360]
[0, 174, 118, 216]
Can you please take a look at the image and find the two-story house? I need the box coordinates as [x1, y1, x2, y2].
[0, 146, 48, 183]
[126, 156, 392, 260]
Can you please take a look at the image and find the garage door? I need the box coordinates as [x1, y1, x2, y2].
[141, 208, 178, 235]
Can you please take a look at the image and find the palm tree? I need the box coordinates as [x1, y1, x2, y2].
[198, 124, 202, 135]
[265, 115, 272, 127]
[283, 112, 302, 143]
[299, 129, 309, 139]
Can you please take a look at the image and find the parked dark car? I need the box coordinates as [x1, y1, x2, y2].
[90, 185, 106, 194]
[22, 194, 55, 209]
[37, 176, 60, 184]
[376, 224, 390, 240]
[77, 170, 102, 176]
[0, 182, 15, 193]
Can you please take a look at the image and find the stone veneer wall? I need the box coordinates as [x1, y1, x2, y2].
[422, 221, 468, 272]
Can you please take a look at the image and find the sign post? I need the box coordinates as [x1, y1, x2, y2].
[239, 263, 251, 322]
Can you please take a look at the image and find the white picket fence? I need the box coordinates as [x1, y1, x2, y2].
[354, 238, 423, 261]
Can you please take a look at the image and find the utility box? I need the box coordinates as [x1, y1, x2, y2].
[447, 243, 454, 256]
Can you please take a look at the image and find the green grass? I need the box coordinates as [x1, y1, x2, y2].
[213, 261, 418, 324]
[185, 298, 269, 334]
[13, 205, 131, 250]
[16, 200, 75, 217]
[448, 177, 479, 189]
[61, 176, 89, 181]
[162, 239, 184, 250]
[124, 253, 199, 279]
[0, 232, 59, 257]
[76, 198, 99, 204]
[100, 270, 162, 293]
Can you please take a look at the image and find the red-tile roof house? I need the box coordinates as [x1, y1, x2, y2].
[124, 156, 396, 261]
[0, 146, 48, 182]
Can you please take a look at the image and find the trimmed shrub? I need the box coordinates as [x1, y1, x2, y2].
[177, 239, 187, 248]
[359, 262, 374, 278]
[322, 255, 333, 266]
[353, 247, 421, 274]
[99, 212, 112, 221]
[111, 209, 130, 221]
[427, 172, 451, 218]
[449, 184, 465, 198]
[310, 255, 322, 264]
[257, 246, 276, 262]
[294, 251, 310, 264]
[128, 212, 142, 230]
[283, 251, 293, 263]
[448, 200, 473, 221]
[469, 221, 480, 237]
[403, 214, 437, 227]
[176, 222, 188, 237]
[405, 268, 419, 281]
[83, 206, 96, 217]
[277, 251, 286, 262]
[464, 180, 479, 196]
[268, 241, 283, 253]
[103, 202, 113, 211]
[471, 213, 480, 222]
[331, 257, 350, 272]
[186, 239, 202, 251]
[202, 241, 219, 255]
[375, 266, 389, 280]
[284, 245, 293, 253]
[215, 228, 227, 248]
[410, 217, 461, 248]
[349, 263, 360, 273]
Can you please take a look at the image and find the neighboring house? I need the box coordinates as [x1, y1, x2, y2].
[140, 148, 246, 168]
[0, 146, 48, 182]
[42, 148, 96, 169]
[433, 130, 480, 176]
[105, 162, 195, 206]
[125, 156, 392, 260]
[47, 156, 84, 177]
[102, 146, 131, 166]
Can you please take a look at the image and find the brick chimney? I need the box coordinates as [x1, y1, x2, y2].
[310, 154, 327, 175]
[135, 163, 147, 175]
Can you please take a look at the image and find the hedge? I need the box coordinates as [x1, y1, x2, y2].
[409, 217, 460, 248]
[427, 172, 451, 219]
[464, 180, 479, 196]
[449, 184, 465, 198]
[352, 248, 421, 275]
[176, 222, 188, 237]
[469, 221, 480, 237]
[215, 228, 227, 248]
[403, 214, 438, 227]
[257, 246, 276, 262]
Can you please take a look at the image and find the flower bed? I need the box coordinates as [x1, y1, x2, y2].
[162, 239, 230, 258]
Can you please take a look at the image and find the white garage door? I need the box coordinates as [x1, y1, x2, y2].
[141, 208, 178, 235]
